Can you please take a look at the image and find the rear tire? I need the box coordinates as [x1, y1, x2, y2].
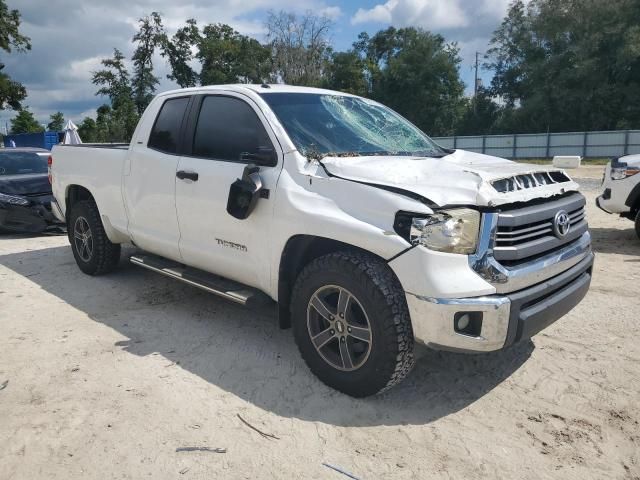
[68, 200, 121, 275]
[635, 210, 640, 241]
[290, 251, 415, 397]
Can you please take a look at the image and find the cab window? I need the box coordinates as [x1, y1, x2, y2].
[148, 97, 190, 154]
[192, 96, 275, 166]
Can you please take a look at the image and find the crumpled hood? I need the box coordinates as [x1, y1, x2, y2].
[320, 149, 580, 207]
[0, 173, 52, 196]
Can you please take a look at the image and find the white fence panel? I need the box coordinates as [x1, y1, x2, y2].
[433, 130, 640, 159]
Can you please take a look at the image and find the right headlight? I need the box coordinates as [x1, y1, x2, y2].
[399, 208, 480, 254]
[0, 192, 30, 206]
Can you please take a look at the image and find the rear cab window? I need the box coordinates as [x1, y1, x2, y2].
[148, 97, 190, 154]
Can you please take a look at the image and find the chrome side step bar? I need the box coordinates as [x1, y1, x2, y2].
[130, 254, 271, 308]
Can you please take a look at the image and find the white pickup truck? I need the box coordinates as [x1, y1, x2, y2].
[51, 85, 594, 397]
[597, 154, 640, 239]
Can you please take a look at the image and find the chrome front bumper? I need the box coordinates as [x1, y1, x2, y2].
[407, 252, 594, 353]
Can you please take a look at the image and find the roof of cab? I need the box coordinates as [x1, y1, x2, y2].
[157, 84, 356, 98]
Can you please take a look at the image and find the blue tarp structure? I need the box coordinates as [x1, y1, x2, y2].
[3, 131, 61, 150]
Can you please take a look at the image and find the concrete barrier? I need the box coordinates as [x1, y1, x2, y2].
[553, 156, 582, 168]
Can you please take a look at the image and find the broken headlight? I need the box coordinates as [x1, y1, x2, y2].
[408, 208, 480, 254]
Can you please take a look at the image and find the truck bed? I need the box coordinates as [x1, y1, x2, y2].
[51, 144, 131, 241]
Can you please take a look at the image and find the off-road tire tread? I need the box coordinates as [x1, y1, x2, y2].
[290, 251, 415, 396]
[68, 200, 121, 275]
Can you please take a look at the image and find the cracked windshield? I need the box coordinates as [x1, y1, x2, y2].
[261, 93, 447, 159]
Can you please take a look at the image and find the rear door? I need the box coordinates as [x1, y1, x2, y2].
[175, 93, 283, 291]
[124, 96, 190, 261]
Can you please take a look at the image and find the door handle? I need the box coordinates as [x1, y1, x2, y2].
[176, 170, 199, 181]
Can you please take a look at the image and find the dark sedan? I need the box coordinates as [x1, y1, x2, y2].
[0, 148, 63, 233]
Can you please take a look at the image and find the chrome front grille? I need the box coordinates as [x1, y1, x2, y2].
[496, 205, 585, 248]
[493, 193, 588, 263]
[491, 171, 571, 193]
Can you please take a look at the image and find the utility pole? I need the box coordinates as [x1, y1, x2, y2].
[474, 51, 480, 99]
[473, 51, 481, 114]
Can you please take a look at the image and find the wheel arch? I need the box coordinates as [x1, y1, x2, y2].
[625, 181, 640, 215]
[276, 234, 394, 329]
[65, 184, 95, 214]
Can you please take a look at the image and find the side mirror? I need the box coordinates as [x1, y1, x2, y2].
[227, 164, 263, 220]
[239, 146, 276, 166]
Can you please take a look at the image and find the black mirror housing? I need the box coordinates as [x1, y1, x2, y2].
[227, 164, 263, 220]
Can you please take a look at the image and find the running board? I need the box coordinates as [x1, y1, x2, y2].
[130, 254, 271, 308]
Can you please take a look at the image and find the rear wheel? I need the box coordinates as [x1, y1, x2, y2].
[68, 200, 121, 275]
[291, 251, 415, 397]
[635, 210, 640, 241]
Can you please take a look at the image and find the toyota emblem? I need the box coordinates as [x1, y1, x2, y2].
[553, 210, 571, 238]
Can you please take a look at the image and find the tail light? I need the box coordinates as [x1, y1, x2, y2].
[48, 155, 53, 184]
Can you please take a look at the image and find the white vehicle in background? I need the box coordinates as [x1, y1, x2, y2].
[50, 85, 594, 397]
[597, 154, 640, 239]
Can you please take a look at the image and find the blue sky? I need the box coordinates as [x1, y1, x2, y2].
[2, 0, 513, 132]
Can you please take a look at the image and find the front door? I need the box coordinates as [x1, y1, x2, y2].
[175, 93, 283, 291]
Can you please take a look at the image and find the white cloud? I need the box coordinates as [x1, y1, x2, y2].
[320, 6, 343, 20]
[351, 0, 469, 30]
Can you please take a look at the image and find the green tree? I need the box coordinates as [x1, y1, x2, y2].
[357, 27, 466, 136]
[160, 18, 200, 88]
[487, 0, 640, 132]
[455, 88, 503, 135]
[323, 51, 368, 96]
[198, 23, 271, 85]
[92, 49, 139, 141]
[131, 12, 165, 114]
[47, 111, 64, 131]
[0, 0, 31, 110]
[10, 107, 43, 133]
[77, 117, 97, 142]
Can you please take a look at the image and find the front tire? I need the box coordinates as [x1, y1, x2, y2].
[68, 200, 121, 275]
[290, 251, 415, 397]
[635, 210, 640, 241]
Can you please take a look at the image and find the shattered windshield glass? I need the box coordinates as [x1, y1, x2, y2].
[260, 93, 447, 159]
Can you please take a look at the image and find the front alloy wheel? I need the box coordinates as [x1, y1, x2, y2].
[291, 251, 415, 397]
[307, 285, 373, 371]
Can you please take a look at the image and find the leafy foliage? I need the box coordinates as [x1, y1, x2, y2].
[198, 23, 271, 85]
[160, 19, 199, 88]
[91, 49, 138, 141]
[323, 51, 368, 97]
[0, 0, 30, 111]
[350, 27, 466, 136]
[77, 117, 97, 142]
[10, 108, 42, 134]
[47, 111, 64, 132]
[486, 0, 640, 133]
[131, 12, 164, 114]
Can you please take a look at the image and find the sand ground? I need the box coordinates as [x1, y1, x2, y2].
[1, 166, 639, 479]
